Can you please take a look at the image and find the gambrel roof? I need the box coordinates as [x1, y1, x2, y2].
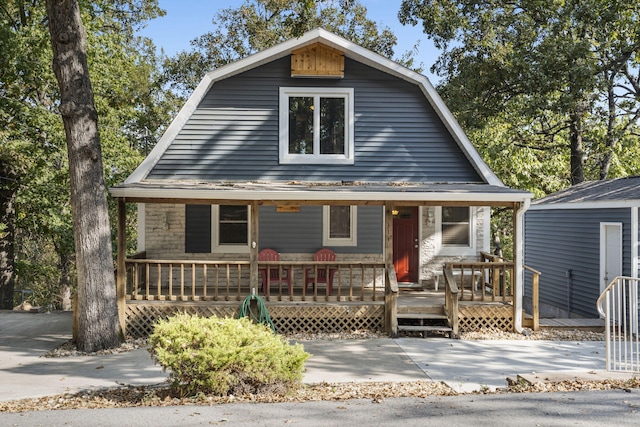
[112, 28, 531, 205]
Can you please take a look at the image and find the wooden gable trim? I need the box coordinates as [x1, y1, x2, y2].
[291, 42, 344, 78]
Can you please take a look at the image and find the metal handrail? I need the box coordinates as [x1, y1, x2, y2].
[596, 276, 640, 372]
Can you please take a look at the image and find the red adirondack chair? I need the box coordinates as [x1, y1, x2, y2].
[258, 249, 291, 295]
[304, 248, 337, 295]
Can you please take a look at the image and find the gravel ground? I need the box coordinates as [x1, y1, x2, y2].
[2, 327, 633, 414]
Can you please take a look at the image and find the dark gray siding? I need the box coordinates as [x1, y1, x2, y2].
[524, 208, 632, 318]
[259, 205, 382, 254]
[148, 57, 482, 183]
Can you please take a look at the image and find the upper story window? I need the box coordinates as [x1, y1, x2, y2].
[279, 87, 354, 164]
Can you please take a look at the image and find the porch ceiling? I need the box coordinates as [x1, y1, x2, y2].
[110, 180, 532, 207]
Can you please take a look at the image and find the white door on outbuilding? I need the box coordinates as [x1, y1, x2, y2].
[600, 222, 623, 295]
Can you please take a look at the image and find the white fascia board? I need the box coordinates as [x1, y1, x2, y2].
[110, 187, 531, 204]
[528, 201, 640, 210]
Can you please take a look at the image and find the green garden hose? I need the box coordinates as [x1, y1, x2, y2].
[237, 294, 276, 333]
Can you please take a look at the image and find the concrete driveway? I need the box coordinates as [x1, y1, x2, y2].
[0, 311, 616, 402]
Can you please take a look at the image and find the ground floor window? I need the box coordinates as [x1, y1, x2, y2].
[323, 205, 357, 246]
[185, 205, 250, 253]
[436, 206, 476, 255]
[213, 205, 250, 253]
[441, 206, 470, 246]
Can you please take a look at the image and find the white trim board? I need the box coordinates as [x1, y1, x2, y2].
[529, 201, 640, 210]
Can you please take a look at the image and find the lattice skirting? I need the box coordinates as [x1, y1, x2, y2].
[458, 304, 514, 332]
[268, 304, 384, 334]
[125, 301, 384, 337]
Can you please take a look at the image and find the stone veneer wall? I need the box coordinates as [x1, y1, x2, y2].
[419, 206, 490, 286]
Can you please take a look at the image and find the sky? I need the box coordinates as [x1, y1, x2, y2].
[137, 0, 442, 83]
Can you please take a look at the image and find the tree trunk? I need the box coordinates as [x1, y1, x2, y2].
[0, 167, 17, 310]
[45, 0, 121, 351]
[600, 76, 617, 180]
[569, 111, 585, 185]
[59, 251, 73, 311]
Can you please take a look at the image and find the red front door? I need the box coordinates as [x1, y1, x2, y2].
[393, 207, 419, 282]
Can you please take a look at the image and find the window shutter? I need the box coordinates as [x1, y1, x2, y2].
[185, 205, 211, 253]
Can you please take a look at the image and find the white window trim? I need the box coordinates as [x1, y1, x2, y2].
[435, 206, 476, 256]
[212, 205, 250, 253]
[279, 87, 355, 165]
[323, 205, 357, 246]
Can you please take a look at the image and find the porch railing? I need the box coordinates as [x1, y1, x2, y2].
[443, 267, 460, 338]
[524, 265, 541, 331]
[125, 259, 386, 302]
[445, 252, 515, 302]
[445, 253, 541, 333]
[597, 276, 640, 372]
[385, 263, 399, 337]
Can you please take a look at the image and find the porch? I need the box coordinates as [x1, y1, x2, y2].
[120, 252, 540, 337]
[112, 182, 534, 338]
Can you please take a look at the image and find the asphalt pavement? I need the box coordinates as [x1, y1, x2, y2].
[3, 390, 640, 427]
[0, 310, 634, 401]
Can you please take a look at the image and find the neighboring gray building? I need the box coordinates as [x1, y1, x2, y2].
[524, 176, 640, 318]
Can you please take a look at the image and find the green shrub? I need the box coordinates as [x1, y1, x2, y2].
[148, 313, 310, 397]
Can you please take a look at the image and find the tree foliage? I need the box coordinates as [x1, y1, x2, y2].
[162, 0, 402, 96]
[0, 0, 171, 313]
[399, 0, 640, 192]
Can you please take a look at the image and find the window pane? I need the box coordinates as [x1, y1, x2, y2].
[442, 224, 469, 245]
[329, 206, 351, 238]
[219, 223, 248, 244]
[219, 205, 247, 222]
[288, 97, 314, 154]
[442, 206, 469, 223]
[320, 97, 345, 154]
[442, 207, 469, 245]
[218, 206, 248, 245]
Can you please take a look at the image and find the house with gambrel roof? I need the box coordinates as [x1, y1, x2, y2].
[110, 28, 533, 337]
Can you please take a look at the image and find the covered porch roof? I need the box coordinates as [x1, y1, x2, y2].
[110, 180, 532, 206]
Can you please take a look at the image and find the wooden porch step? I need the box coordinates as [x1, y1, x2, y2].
[397, 310, 454, 336]
[398, 325, 453, 332]
[397, 313, 448, 320]
[397, 305, 445, 315]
